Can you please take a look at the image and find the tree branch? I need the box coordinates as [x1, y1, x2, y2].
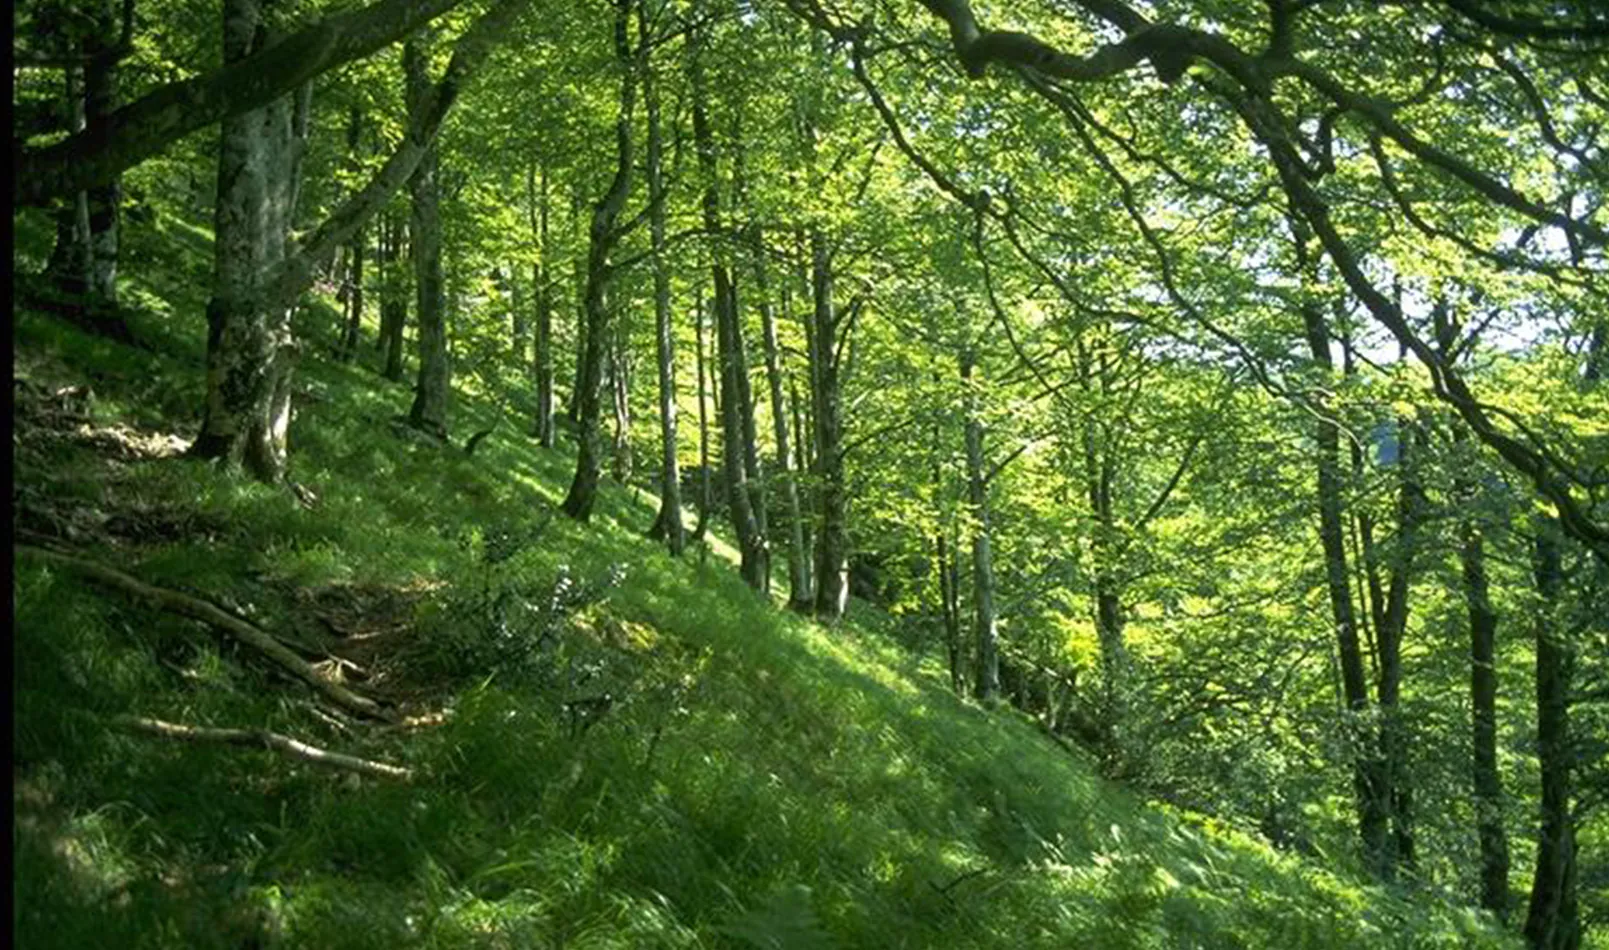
[17, 545, 392, 721]
[15, 0, 474, 206]
[114, 715, 413, 781]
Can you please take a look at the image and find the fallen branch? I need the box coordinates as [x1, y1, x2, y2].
[113, 715, 413, 781]
[16, 544, 392, 721]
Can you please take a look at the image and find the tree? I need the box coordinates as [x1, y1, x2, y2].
[562, 0, 639, 521]
[404, 36, 451, 440]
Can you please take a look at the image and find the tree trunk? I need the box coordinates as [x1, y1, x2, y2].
[378, 210, 408, 380]
[690, 34, 766, 589]
[1524, 519, 1579, 950]
[693, 291, 712, 543]
[961, 346, 999, 703]
[562, 0, 636, 520]
[809, 229, 847, 618]
[1300, 294, 1391, 876]
[404, 38, 449, 440]
[190, 0, 306, 483]
[84, 16, 121, 305]
[642, 22, 683, 554]
[756, 228, 810, 607]
[339, 225, 365, 360]
[46, 66, 92, 298]
[609, 302, 633, 483]
[933, 413, 963, 693]
[1460, 504, 1510, 918]
[529, 164, 556, 447]
[790, 372, 815, 597]
[568, 181, 587, 427]
[1374, 417, 1425, 874]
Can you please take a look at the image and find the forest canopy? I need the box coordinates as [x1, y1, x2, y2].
[12, 0, 1608, 947]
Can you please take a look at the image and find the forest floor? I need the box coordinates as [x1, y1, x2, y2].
[12, 210, 1518, 948]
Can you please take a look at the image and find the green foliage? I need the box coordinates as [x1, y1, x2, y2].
[12, 225, 1518, 947]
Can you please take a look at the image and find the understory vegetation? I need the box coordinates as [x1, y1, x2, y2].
[13, 0, 1608, 947]
[13, 213, 1515, 948]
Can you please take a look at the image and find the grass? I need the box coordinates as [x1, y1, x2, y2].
[12, 207, 1519, 948]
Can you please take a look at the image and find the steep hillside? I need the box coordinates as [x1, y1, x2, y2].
[12, 215, 1514, 948]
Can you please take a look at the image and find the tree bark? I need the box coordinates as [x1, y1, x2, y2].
[46, 66, 92, 298]
[378, 209, 408, 381]
[790, 371, 815, 597]
[1374, 417, 1426, 874]
[693, 290, 713, 543]
[809, 230, 848, 617]
[689, 33, 767, 588]
[529, 164, 556, 447]
[757, 229, 810, 608]
[961, 346, 999, 703]
[83, 6, 121, 305]
[190, 0, 306, 483]
[642, 18, 684, 553]
[562, 0, 637, 520]
[1524, 519, 1579, 950]
[1300, 292, 1392, 877]
[404, 37, 449, 440]
[609, 300, 634, 483]
[1460, 501, 1510, 918]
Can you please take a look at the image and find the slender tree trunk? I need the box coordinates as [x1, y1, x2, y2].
[756, 227, 809, 607]
[47, 66, 92, 298]
[84, 15, 121, 305]
[693, 290, 712, 542]
[562, 0, 636, 520]
[404, 37, 449, 439]
[961, 346, 999, 702]
[933, 409, 963, 693]
[1459, 498, 1510, 918]
[609, 303, 633, 483]
[190, 0, 306, 482]
[1525, 519, 1579, 950]
[529, 164, 556, 447]
[378, 210, 408, 380]
[1079, 369, 1128, 741]
[790, 372, 815, 597]
[340, 228, 365, 360]
[729, 138, 767, 550]
[641, 25, 683, 553]
[1375, 418, 1425, 874]
[568, 183, 587, 427]
[1300, 294, 1392, 876]
[690, 35, 766, 589]
[809, 230, 847, 617]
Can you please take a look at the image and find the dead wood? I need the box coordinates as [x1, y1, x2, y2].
[16, 544, 392, 721]
[113, 715, 413, 781]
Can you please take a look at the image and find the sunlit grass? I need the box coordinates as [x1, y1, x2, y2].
[11, 216, 1520, 948]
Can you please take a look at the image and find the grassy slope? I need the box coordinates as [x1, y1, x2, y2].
[13, 212, 1515, 949]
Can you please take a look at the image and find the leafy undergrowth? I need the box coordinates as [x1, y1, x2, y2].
[13, 224, 1515, 950]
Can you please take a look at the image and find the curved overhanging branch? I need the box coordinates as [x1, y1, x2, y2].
[14, 0, 475, 206]
[1230, 87, 1609, 558]
[886, 0, 1609, 555]
[1277, 57, 1608, 248]
[908, 0, 1606, 248]
[257, 0, 535, 316]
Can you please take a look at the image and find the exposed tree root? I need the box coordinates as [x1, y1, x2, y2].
[16, 544, 393, 721]
[113, 715, 414, 781]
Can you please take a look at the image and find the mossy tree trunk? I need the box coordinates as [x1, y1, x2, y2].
[191, 0, 308, 482]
